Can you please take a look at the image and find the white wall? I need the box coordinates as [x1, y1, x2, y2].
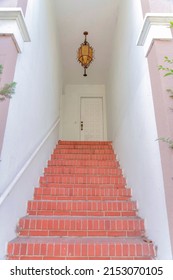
[106, 0, 172, 259]
[62, 85, 107, 140]
[0, 0, 18, 7]
[0, 0, 62, 259]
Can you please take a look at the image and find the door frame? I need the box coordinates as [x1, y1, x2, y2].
[61, 85, 107, 141]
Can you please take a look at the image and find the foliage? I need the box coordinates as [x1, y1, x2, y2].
[0, 82, 17, 101]
[157, 48, 173, 149]
[158, 56, 173, 77]
[157, 137, 173, 149]
[0, 64, 16, 101]
[166, 89, 173, 98]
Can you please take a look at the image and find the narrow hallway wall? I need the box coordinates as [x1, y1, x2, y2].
[0, 0, 62, 259]
[106, 0, 172, 259]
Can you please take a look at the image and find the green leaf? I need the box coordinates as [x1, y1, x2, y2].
[164, 72, 173, 77]
[158, 65, 164, 70]
[0, 82, 17, 100]
[157, 137, 173, 149]
[0, 65, 17, 101]
[166, 89, 173, 98]
[164, 56, 173, 64]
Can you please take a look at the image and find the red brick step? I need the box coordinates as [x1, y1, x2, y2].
[18, 216, 145, 237]
[7, 237, 155, 260]
[27, 200, 137, 217]
[44, 166, 122, 176]
[54, 148, 114, 154]
[40, 174, 126, 185]
[34, 186, 132, 201]
[7, 140, 155, 260]
[51, 153, 115, 160]
[48, 159, 118, 167]
[56, 144, 114, 150]
[59, 140, 112, 145]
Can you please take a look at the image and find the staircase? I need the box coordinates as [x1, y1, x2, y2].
[7, 140, 156, 260]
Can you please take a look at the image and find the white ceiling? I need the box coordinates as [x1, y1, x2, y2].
[55, 0, 119, 85]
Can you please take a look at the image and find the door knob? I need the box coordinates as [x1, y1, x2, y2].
[81, 121, 83, 131]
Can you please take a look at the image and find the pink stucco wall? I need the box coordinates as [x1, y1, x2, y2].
[0, 0, 28, 155]
[140, 0, 173, 258]
[148, 40, 173, 253]
[141, 0, 173, 14]
[0, 36, 18, 154]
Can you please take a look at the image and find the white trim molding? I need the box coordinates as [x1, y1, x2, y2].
[137, 13, 173, 56]
[0, 7, 30, 52]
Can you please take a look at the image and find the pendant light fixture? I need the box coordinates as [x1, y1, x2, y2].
[77, 31, 94, 77]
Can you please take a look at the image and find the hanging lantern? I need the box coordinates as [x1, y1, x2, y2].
[77, 31, 94, 77]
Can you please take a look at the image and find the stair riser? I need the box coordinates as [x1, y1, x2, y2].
[27, 211, 137, 217]
[48, 159, 118, 167]
[54, 149, 114, 155]
[40, 176, 126, 185]
[34, 187, 131, 201]
[44, 167, 122, 176]
[56, 145, 114, 150]
[39, 183, 126, 189]
[58, 141, 112, 145]
[34, 195, 130, 201]
[19, 219, 144, 233]
[7, 242, 155, 259]
[27, 201, 137, 212]
[35, 188, 131, 196]
[19, 230, 144, 237]
[51, 154, 115, 160]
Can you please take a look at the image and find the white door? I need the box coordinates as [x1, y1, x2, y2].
[80, 97, 104, 141]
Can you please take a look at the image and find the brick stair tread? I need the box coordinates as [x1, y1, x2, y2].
[56, 145, 114, 150]
[39, 183, 127, 189]
[44, 167, 122, 176]
[8, 236, 155, 260]
[40, 175, 126, 185]
[35, 186, 130, 192]
[55, 149, 114, 153]
[20, 215, 142, 221]
[27, 213, 137, 217]
[35, 184, 130, 189]
[48, 159, 118, 167]
[42, 174, 123, 178]
[45, 166, 120, 171]
[28, 199, 136, 205]
[54, 149, 114, 154]
[51, 154, 116, 160]
[34, 187, 131, 201]
[19, 215, 144, 228]
[27, 200, 137, 217]
[9, 236, 150, 244]
[34, 186, 131, 193]
[58, 141, 112, 145]
[18, 216, 145, 237]
[34, 196, 131, 201]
